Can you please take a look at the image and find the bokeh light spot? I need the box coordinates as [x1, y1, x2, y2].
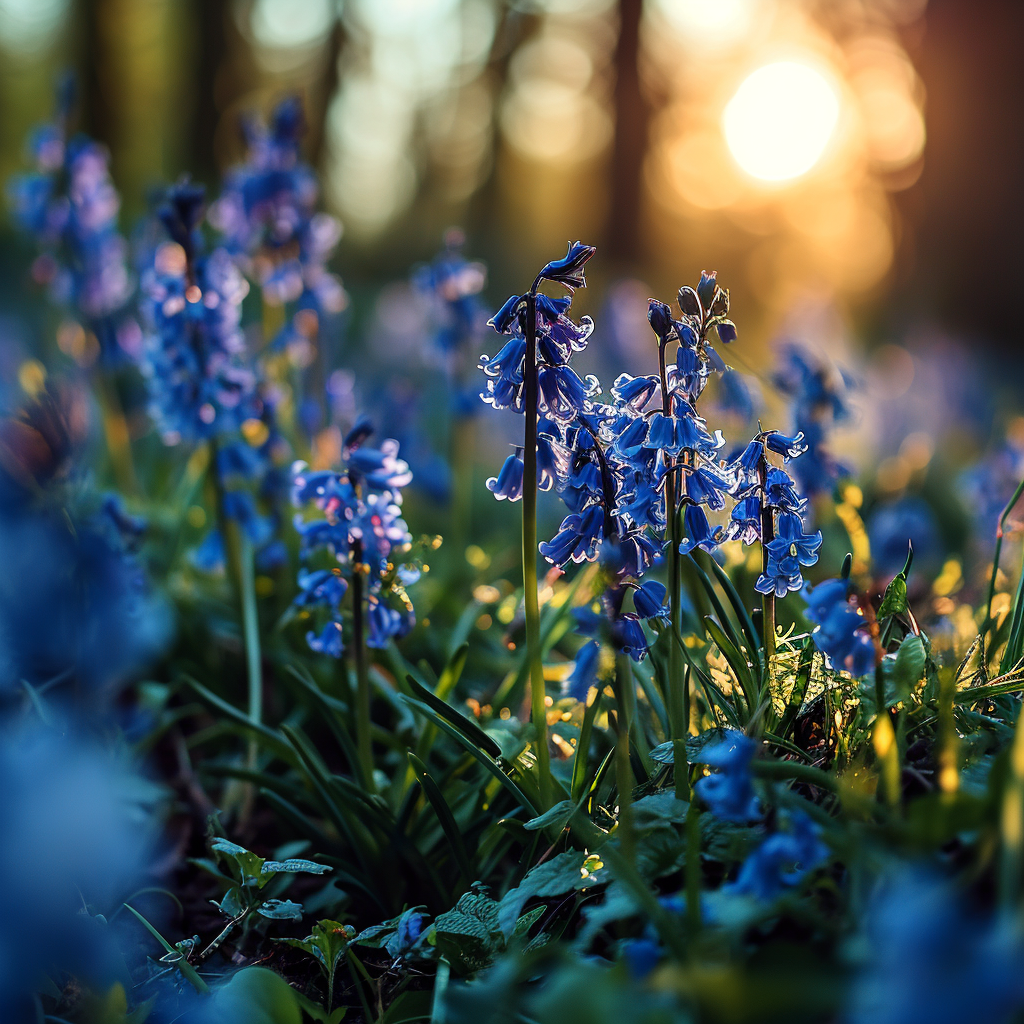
[723, 61, 840, 181]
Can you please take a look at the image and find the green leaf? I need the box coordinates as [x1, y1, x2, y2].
[122, 903, 209, 994]
[211, 837, 265, 885]
[511, 904, 547, 939]
[433, 887, 504, 972]
[219, 886, 249, 917]
[878, 574, 908, 618]
[208, 966, 302, 1024]
[523, 800, 574, 832]
[257, 899, 304, 920]
[294, 990, 347, 1024]
[405, 674, 502, 758]
[262, 859, 332, 877]
[407, 751, 473, 881]
[893, 634, 927, 695]
[497, 852, 592, 938]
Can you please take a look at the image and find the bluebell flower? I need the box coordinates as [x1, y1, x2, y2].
[565, 639, 602, 701]
[764, 430, 808, 461]
[693, 732, 760, 823]
[724, 812, 828, 899]
[140, 223, 257, 444]
[367, 596, 413, 648]
[537, 363, 598, 425]
[7, 84, 136, 364]
[291, 423, 417, 658]
[633, 580, 668, 620]
[307, 619, 345, 658]
[0, 727, 156, 1016]
[622, 938, 662, 981]
[765, 512, 822, 569]
[619, 530, 661, 578]
[537, 240, 597, 291]
[803, 577, 875, 677]
[714, 369, 759, 421]
[772, 343, 853, 498]
[615, 613, 650, 661]
[539, 506, 605, 565]
[679, 503, 722, 554]
[612, 372, 661, 411]
[684, 464, 731, 511]
[295, 568, 348, 607]
[764, 467, 807, 515]
[486, 451, 525, 501]
[724, 494, 761, 545]
[755, 549, 805, 598]
[413, 230, 488, 357]
[0, 497, 170, 700]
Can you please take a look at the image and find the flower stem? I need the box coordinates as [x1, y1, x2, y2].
[350, 540, 375, 793]
[522, 292, 551, 807]
[983, 475, 1024, 641]
[238, 532, 263, 777]
[758, 452, 777, 662]
[658, 341, 689, 797]
[614, 650, 636, 859]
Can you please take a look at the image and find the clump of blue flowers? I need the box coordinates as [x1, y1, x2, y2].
[291, 417, 417, 656]
[803, 576, 876, 677]
[7, 79, 137, 364]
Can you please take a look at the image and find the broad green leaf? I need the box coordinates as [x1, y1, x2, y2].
[219, 886, 248, 917]
[208, 966, 301, 1024]
[524, 800, 574, 832]
[893, 634, 927, 695]
[878, 574, 908, 618]
[497, 852, 593, 938]
[433, 887, 504, 972]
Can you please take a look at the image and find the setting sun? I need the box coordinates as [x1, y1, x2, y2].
[723, 60, 840, 181]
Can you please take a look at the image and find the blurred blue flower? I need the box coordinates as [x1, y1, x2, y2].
[694, 732, 760, 823]
[848, 871, 1024, 1024]
[0, 727, 155, 1015]
[867, 497, 939, 576]
[724, 812, 828, 900]
[803, 577, 875, 677]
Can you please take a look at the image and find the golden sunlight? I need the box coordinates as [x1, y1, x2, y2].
[723, 60, 840, 182]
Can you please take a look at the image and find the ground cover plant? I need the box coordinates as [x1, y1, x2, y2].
[4, 88, 1024, 1024]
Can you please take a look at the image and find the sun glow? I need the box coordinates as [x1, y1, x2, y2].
[723, 61, 840, 182]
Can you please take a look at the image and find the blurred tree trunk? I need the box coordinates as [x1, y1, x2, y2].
[190, 0, 229, 185]
[607, 0, 648, 266]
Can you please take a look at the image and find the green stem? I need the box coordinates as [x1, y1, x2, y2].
[522, 293, 551, 808]
[351, 541, 375, 793]
[759, 452, 777, 662]
[614, 651, 636, 859]
[658, 340, 689, 798]
[238, 533, 263, 775]
[984, 475, 1024, 639]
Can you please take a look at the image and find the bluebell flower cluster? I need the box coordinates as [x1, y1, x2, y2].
[0, 487, 171, 702]
[693, 731, 760, 822]
[209, 96, 346, 332]
[480, 259, 824, 690]
[481, 245, 599, 424]
[803, 577, 875, 677]
[726, 432, 823, 598]
[291, 418, 417, 655]
[772, 342, 853, 498]
[7, 81, 136, 363]
[414, 229, 489, 363]
[140, 182, 259, 445]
